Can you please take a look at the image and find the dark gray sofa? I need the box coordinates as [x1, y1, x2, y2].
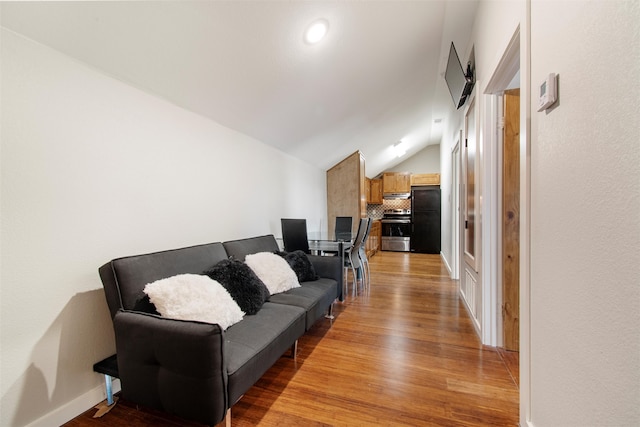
[98, 234, 342, 426]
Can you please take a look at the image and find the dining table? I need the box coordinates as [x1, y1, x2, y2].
[307, 231, 352, 253]
[307, 232, 353, 301]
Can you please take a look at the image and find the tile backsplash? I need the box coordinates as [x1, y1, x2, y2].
[367, 199, 411, 219]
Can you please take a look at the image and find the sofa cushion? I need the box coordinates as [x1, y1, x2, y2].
[202, 258, 270, 315]
[245, 252, 300, 295]
[268, 278, 338, 330]
[143, 274, 244, 330]
[224, 302, 306, 403]
[275, 250, 319, 282]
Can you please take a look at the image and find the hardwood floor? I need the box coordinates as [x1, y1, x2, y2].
[65, 252, 519, 426]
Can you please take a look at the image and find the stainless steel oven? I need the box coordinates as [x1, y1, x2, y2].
[381, 209, 411, 252]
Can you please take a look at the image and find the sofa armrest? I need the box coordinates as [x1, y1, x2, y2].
[114, 310, 228, 426]
[307, 254, 343, 300]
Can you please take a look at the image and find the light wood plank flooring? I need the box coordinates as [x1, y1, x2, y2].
[65, 251, 519, 426]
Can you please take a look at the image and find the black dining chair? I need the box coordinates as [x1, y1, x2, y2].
[321, 216, 353, 257]
[281, 218, 310, 254]
[334, 216, 353, 241]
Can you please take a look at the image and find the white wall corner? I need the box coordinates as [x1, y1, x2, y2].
[25, 380, 121, 427]
[440, 251, 453, 276]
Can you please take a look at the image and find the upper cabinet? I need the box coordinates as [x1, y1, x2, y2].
[327, 151, 366, 236]
[367, 178, 383, 204]
[410, 173, 441, 186]
[382, 172, 411, 194]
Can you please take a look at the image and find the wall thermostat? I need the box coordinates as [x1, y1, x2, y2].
[537, 73, 557, 112]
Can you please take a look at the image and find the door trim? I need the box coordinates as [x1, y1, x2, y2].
[479, 21, 532, 426]
[451, 138, 461, 280]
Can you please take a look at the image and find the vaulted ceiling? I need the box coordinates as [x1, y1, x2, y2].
[1, 1, 477, 177]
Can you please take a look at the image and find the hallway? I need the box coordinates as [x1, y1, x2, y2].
[67, 251, 519, 426]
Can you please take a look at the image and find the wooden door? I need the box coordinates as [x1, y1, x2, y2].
[502, 89, 520, 351]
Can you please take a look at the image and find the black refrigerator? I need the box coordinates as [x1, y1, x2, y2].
[410, 186, 441, 254]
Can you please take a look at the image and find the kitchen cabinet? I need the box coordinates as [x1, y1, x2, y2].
[367, 178, 383, 204]
[327, 151, 366, 237]
[382, 172, 411, 194]
[410, 173, 441, 186]
[366, 220, 381, 257]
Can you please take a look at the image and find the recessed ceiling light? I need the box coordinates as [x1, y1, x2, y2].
[305, 19, 329, 44]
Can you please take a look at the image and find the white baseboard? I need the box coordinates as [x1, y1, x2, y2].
[440, 251, 452, 275]
[459, 291, 482, 335]
[25, 379, 121, 427]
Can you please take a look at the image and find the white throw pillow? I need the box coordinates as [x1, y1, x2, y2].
[143, 274, 245, 330]
[244, 252, 301, 295]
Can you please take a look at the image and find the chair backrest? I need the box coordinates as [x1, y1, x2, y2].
[335, 216, 353, 241]
[345, 218, 368, 268]
[359, 218, 373, 255]
[281, 218, 310, 253]
[350, 218, 369, 253]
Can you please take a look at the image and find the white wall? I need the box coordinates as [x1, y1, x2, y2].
[0, 29, 326, 427]
[439, 0, 640, 426]
[529, 0, 639, 425]
[438, 0, 524, 283]
[384, 144, 440, 175]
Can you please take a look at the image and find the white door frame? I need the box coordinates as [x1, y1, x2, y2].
[451, 138, 461, 280]
[483, 23, 532, 427]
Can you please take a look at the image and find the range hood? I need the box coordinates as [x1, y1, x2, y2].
[383, 192, 411, 200]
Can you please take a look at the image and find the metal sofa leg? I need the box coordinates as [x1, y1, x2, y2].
[290, 339, 298, 360]
[214, 409, 231, 427]
[325, 301, 335, 320]
[92, 374, 119, 418]
[104, 374, 114, 405]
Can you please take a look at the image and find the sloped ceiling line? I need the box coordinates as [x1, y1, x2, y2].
[1, 1, 477, 176]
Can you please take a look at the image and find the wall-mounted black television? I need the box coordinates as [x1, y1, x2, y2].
[445, 42, 475, 109]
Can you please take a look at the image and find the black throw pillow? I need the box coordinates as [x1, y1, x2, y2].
[132, 293, 160, 315]
[276, 250, 319, 282]
[203, 258, 270, 315]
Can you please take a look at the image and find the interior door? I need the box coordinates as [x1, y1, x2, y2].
[463, 96, 478, 270]
[451, 139, 461, 280]
[461, 92, 482, 330]
[502, 89, 520, 351]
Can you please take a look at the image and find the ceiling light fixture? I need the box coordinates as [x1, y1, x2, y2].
[393, 141, 407, 158]
[305, 19, 329, 44]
